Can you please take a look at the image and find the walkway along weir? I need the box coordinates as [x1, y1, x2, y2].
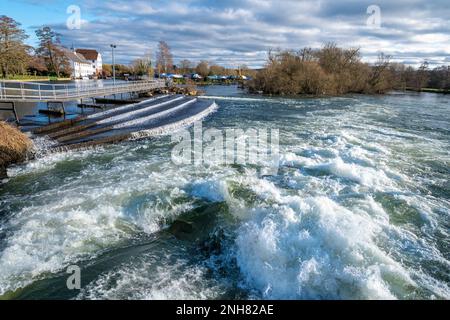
[0, 79, 166, 102]
[0, 79, 167, 123]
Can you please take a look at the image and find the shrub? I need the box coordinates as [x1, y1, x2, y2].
[247, 44, 396, 96]
[0, 121, 32, 178]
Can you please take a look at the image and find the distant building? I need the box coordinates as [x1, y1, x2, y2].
[61, 48, 103, 79]
[61, 48, 92, 79]
[75, 49, 103, 76]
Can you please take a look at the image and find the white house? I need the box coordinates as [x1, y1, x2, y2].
[62, 48, 92, 79]
[75, 49, 103, 76]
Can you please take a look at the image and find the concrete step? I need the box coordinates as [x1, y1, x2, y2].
[54, 99, 217, 148]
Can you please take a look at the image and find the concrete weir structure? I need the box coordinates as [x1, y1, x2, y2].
[33, 94, 218, 150]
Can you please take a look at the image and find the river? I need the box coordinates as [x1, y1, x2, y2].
[0, 85, 449, 299]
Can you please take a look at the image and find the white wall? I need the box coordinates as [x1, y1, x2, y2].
[72, 61, 94, 78]
[70, 51, 103, 78]
[96, 53, 103, 74]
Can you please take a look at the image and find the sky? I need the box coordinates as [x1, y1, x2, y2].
[1, 0, 449, 68]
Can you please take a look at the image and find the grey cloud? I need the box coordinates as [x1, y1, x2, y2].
[39, 0, 450, 67]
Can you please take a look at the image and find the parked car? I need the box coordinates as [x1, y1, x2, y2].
[166, 73, 183, 79]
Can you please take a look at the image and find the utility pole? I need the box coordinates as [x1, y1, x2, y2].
[110, 44, 117, 85]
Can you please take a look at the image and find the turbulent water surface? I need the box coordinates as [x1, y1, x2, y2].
[0, 86, 449, 300]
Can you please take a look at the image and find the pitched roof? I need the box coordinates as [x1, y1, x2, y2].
[60, 47, 91, 64]
[75, 49, 99, 60]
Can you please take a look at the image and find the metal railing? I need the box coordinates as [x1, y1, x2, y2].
[0, 79, 166, 102]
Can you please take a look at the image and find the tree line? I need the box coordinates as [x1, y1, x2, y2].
[247, 44, 450, 95]
[152, 40, 254, 78]
[0, 16, 73, 78]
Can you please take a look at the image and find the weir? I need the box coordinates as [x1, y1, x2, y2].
[0, 80, 218, 149]
[31, 94, 218, 150]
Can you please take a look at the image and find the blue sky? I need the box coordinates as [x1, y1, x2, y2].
[1, 0, 449, 68]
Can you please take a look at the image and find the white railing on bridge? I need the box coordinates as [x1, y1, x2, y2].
[0, 79, 166, 102]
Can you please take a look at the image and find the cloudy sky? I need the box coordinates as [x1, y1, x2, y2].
[2, 0, 450, 67]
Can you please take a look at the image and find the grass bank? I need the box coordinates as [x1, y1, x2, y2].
[0, 75, 71, 82]
[405, 87, 450, 94]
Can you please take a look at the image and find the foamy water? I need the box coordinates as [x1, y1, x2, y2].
[0, 87, 448, 299]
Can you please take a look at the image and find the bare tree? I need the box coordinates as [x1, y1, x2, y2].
[27, 55, 47, 75]
[209, 65, 226, 75]
[195, 61, 209, 77]
[428, 66, 450, 90]
[415, 61, 429, 91]
[132, 52, 153, 78]
[178, 59, 192, 74]
[156, 41, 173, 74]
[35, 26, 70, 77]
[298, 47, 315, 62]
[369, 53, 393, 93]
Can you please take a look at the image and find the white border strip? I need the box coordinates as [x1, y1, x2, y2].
[129, 101, 218, 140]
[87, 94, 169, 119]
[113, 98, 198, 129]
[97, 96, 185, 125]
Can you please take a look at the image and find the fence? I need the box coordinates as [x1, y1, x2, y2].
[0, 79, 166, 102]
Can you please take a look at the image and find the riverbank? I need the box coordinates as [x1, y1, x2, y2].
[0, 76, 71, 82]
[171, 78, 246, 87]
[0, 122, 32, 179]
[405, 87, 450, 94]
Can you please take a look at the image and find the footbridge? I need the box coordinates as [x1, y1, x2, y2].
[0, 79, 167, 123]
[0, 79, 166, 102]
